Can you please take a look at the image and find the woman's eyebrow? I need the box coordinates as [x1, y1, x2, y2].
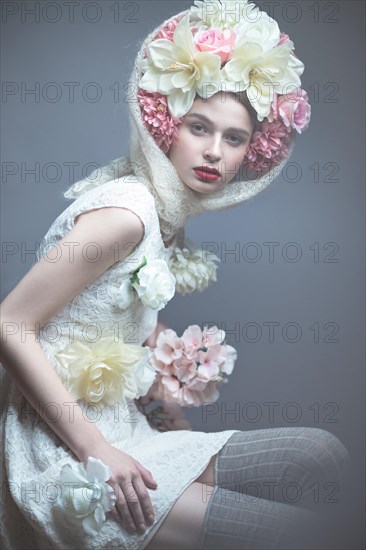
[185, 113, 251, 137]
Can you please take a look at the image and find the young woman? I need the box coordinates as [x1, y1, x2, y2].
[0, 2, 351, 549]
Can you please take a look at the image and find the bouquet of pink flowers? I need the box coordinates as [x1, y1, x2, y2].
[149, 324, 237, 407]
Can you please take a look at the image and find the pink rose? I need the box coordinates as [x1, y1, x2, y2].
[194, 27, 236, 64]
[273, 89, 311, 134]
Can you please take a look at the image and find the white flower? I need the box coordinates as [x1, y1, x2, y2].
[191, 0, 258, 30]
[234, 9, 281, 51]
[138, 13, 222, 117]
[221, 39, 304, 120]
[168, 244, 220, 294]
[115, 257, 176, 311]
[55, 336, 155, 407]
[134, 258, 176, 309]
[55, 456, 116, 535]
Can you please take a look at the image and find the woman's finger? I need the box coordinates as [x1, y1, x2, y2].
[133, 478, 156, 525]
[136, 463, 158, 488]
[112, 482, 137, 533]
[124, 477, 148, 533]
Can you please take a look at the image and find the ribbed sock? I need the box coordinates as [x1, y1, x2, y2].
[214, 428, 351, 512]
[198, 484, 319, 550]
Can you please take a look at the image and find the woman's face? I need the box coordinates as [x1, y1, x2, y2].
[167, 92, 254, 194]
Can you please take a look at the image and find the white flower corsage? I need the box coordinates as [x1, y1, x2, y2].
[55, 456, 116, 535]
[116, 256, 176, 310]
[168, 243, 220, 294]
[55, 335, 156, 408]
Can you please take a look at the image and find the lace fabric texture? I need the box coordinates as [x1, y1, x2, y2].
[0, 178, 238, 550]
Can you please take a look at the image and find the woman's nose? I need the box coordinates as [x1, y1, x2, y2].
[203, 137, 222, 162]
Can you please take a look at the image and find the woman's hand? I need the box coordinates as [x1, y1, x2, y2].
[81, 441, 158, 534]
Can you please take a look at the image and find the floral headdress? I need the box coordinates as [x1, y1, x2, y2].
[64, 0, 311, 243]
[137, 0, 310, 173]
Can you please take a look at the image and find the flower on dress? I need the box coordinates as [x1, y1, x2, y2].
[168, 244, 220, 294]
[55, 456, 116, 536]
[150, 324, 237, 407]
[55, 335, 156, 407]
[115, 257, 176, 311]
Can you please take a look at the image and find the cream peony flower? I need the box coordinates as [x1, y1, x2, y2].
[55, 336, 155, 407]
[55, 456, 116, 535]
[138, 13, 222, 117]
[168, 245, 220, 294]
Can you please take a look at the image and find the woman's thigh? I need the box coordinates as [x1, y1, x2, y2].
[144, 481, 214, 550]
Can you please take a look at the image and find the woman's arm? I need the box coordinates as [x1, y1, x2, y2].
[0, 206, 143, 461]
[0, 206, 158, 533]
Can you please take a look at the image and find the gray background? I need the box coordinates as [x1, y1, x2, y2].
[1, 1, 364, 548]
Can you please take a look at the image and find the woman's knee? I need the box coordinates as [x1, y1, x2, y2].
[295, 427, 350, 483]
[221, 427, 351, 488]
[144, 482, 211, 550]
[195, 453, 217, 485]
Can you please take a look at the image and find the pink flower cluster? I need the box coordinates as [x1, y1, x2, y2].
[150, 325, 237, 407]
[243, 119, 293, 173]
[243, 88, 311, 172]
[137, 88, 182, 153]
[154, 16, 182, 41]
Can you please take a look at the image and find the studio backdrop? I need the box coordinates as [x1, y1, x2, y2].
[1, 1, 364, 548]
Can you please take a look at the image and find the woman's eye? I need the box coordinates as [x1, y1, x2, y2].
[227, 135, 242, 145]
[191, 123, 205, 132]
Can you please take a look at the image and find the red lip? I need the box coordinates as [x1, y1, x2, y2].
[194, 165, 221, 176]
[193, 168, 221, 182]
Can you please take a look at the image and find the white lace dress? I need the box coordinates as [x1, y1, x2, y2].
[0, 178, 239, 550]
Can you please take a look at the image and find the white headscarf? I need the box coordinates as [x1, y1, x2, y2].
[64, 8, 297, 243]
